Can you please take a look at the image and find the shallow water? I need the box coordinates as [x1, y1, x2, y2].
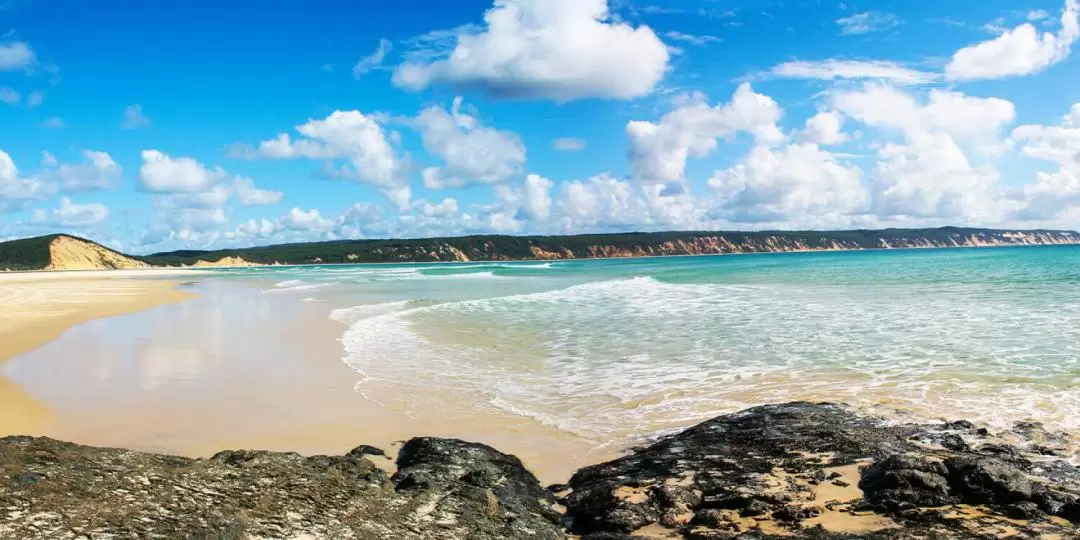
[212, 246, 1080, 448]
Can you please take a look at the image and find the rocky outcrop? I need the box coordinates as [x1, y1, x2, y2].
[562, 402, 1080, 539]
[0, 436, 562, 539]
[2, 403, 1078, 539]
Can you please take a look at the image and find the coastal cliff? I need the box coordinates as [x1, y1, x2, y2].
[1, 403, 1077, 539]
[3, 227, 1080, 271]
[144, 227, 1080, 267]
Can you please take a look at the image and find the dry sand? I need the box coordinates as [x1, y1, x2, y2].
[0, 273, 196, 435]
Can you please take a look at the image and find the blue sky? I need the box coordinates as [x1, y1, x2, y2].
[2, 0, 1079, 253]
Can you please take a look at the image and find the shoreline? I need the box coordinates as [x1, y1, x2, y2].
[0, 277, 197, 437]
[4, 240, 1079, 274]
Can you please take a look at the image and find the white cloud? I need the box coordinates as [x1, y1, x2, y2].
[354, 38, 393, 77]
[393, 0, 670, 101]
[799, 111, 849, 145]
[25, 91, 42, 108]
[1011, 104, 1080, 220]
[768, 60, 937, 85]
[1029, 9, 1051, 21]
[122, 104, 151, 129]
[416, 97, 526, 188]
[870, 133, 1008, 220]
[29, 197, 110, 228]
[234, 176, 282, 206]
[0, 87, 19, 105]
[283, 207, 335, 232]
[626, 82, 783, 189]
[239, 110, 409, 206]
[553, 137, 586, 152]
[42, 150, 122, 192]
[139, 150, 226, 193]
[0, 41, 35, 71]
[522, 173, 553, 220]
[42, 117, 63, 129]
[167, 184, 232, 209]
[708, 143, 868, 222]
[663, 31, 720, 46]
[945, 0, 1079, 81]
[835, 12, 902, 35]
[558, 174, 652, 231]
[0, 150, 53, 207]
[831, 83, 1015, 143]
[414, 198, 460, 218]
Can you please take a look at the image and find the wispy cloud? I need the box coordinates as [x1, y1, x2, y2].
[664, 31, 720, 46]
[767, 59, 937, 85]
[121, 104, 150, 129]
[353, 38, 393, 78]
[835, 11, 903, 35]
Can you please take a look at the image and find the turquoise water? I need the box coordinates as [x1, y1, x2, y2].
[221, 246, 1080, 445]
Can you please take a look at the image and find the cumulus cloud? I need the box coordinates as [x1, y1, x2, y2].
[122, 104, 151, 129]
[0, 150, 52, 208]
[393, 0, 669, 101]
[626, 83, 783, 189]
[0, 41, 35, 71]
[28, 197, 109, 228]
[798, 112, 849, 145]
[945, 0, 1079, 81]
[1011, 103, 1080, 220]
[234, 176, 282, 206]
[767, 60, 937, 85]
[414, 198, 460, 218]
[830, 84, 1018, 222]
[831, 83, 1016, 144]
[140, 150, 226, 193]
[283, 207, 335, 232]
[522, 174, 553, 220]
[416, 97, 526, 188]
[870, 133, 1007, 220]
[40, 150, 121, 192]
[552, 137, 586, 152]
[835, 11, 902, 35]
[236, 110, 411, 206]
[354, 38, 393, 77]
[708, 143, 868, 223]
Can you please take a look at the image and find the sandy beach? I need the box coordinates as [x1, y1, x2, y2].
[0, 272, 197, 436]
[1, 277, 607, 483]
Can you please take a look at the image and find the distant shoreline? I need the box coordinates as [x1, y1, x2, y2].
[3, 238, 1079, 276]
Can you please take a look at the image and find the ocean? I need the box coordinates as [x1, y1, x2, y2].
[218, 245, 1080, 448]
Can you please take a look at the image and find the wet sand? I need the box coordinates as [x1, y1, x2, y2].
[2, 279, 610, 483]
[0, 274, 197, 436]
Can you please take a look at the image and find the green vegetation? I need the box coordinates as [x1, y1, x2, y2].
[140, 226, 1080, 266]
[0, 234, 63, 271]
[2, 227, 1077, 271]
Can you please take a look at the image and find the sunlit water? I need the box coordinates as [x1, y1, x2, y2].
[217, 246, 1080, 447]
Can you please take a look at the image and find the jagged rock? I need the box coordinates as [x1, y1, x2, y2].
[944, 456, 1035, 505]
[0, 436, 564, 539]
[2, 403, 1079, 539]
[859, 454, 955, 509]
[564, 402, 1080, 538]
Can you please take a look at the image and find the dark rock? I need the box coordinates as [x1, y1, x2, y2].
[1059, 499, 1080, 523]
[1002, 501, 1043, 519]
[858, 454, 955, 510]
[346, 444, 387, 458]
[944, 456, 1034, 505]
[0, 435, 564, 539]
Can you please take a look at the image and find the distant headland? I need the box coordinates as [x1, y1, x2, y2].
[2, 226, 1079, 271]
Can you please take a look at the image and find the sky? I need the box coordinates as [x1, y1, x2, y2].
[2, 0, 1080, 254]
